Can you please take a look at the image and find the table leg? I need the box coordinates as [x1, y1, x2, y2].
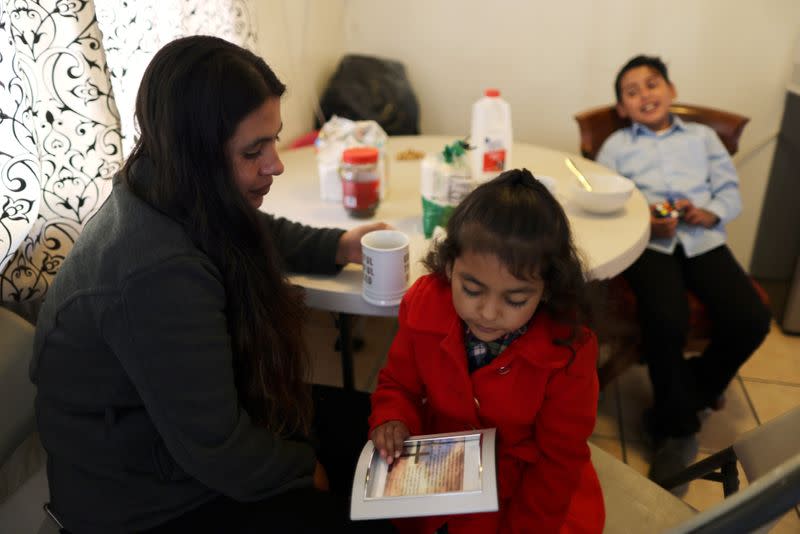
[336, 312, 355, 391]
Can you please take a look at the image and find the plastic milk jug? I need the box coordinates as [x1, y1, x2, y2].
[470, 88, 513, 182]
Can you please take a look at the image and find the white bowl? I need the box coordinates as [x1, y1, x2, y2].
[570, 174, 634, 214]
[535, 175, 558, 195]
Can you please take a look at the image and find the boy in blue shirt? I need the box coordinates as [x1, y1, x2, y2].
[597, 55, 770, 488]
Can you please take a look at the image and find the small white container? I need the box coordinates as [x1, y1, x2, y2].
[319, 159, 342, 201]
[570, 174, 634, 214]
[470, 88, 513, 183]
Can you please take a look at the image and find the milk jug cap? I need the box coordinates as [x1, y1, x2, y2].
[484, 88, 501, 97]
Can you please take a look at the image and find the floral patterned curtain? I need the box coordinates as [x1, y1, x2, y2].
[0, 0, 119, 303]
[95, 0, 256, 157]
[0, 0, 255, 304]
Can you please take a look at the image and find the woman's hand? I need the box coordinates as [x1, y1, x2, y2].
[313, 461, 329, 491]
[371, 420, 409, 465]
[335, 222, 391, 265]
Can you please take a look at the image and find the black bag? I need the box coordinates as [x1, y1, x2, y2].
[318, 54, 420, 135]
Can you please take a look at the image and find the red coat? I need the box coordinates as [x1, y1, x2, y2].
[369, 274, 605, 534]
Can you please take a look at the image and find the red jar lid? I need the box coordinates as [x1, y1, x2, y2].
[342, 146, 379, 164]
[484, 88, 500, 97]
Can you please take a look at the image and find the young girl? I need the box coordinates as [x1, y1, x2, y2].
[369, 169, 605, 533]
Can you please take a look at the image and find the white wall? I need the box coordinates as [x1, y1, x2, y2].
[251, 0, 346, 149]
[342, 0, 800, 269]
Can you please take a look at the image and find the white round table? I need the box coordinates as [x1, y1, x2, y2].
[265, 135, 650, 317]
[264, 136, 650, 389]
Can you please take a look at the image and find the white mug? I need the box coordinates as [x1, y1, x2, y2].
[361, 230, 410, 306]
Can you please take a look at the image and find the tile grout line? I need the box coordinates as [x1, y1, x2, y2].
[739, 376, 800, 389]
[737, 374, 762, 426]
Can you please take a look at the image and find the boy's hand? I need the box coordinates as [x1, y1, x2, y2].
[673, 198, 693, 214]
[682, 205, 720, 228]
[650, 203, 678, 238]
[371, 420, 409, 465]
[335, 222, 391, 265]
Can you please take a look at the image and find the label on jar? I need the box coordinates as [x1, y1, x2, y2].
[342, 180, 379, 212]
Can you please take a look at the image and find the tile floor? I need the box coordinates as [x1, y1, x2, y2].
[305, 310, 800, 532]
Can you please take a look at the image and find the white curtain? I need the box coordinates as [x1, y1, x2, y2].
[0, 0, 255, 303]
[95, 0, 256, 157]
[0, 0, 120, 302]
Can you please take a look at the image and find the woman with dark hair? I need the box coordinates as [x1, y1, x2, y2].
[369, 169, 605, 533]
[32, 36, 392, 533]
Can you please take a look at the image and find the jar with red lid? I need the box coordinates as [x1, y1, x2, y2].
[340, 147, 381, 218]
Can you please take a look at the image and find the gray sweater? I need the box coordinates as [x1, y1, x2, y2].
[31, 177, 345, 533]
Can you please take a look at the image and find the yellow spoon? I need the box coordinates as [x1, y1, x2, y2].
[565, 157, 593, 192]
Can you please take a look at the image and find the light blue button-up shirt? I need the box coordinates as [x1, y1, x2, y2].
[597, 116, 741, 258]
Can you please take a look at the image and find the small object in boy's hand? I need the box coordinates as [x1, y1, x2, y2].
[652, 201, 681, 219]
[668, 196, 688, 219]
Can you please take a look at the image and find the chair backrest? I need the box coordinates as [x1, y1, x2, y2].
[574, 103, 750, 160]
[734, 405, 800, 486]
[666, 406, 800, 534]
[589, 442, 696, 532]
[733, 406, 800, 534]
[0, 307, 36, 467]
[665, 450, 800, 534]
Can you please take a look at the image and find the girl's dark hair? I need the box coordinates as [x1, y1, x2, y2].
[424, 168, 592, 348]
[121, 36, 311, 436]
[614, 54, 671, 102]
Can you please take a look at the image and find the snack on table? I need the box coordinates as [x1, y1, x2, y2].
[396, 148, 425, 161]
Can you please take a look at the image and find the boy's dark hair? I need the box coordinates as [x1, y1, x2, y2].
[423, 168, 592, 349]
[122, 36, 311, 437]
[614, 55, 671, 102]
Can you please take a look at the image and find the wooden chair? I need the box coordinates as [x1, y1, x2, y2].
[574, 103, 749, 160]
[574, 103, 767, 389]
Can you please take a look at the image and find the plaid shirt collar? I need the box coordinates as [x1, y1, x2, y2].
[464, 322, 529, 373]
